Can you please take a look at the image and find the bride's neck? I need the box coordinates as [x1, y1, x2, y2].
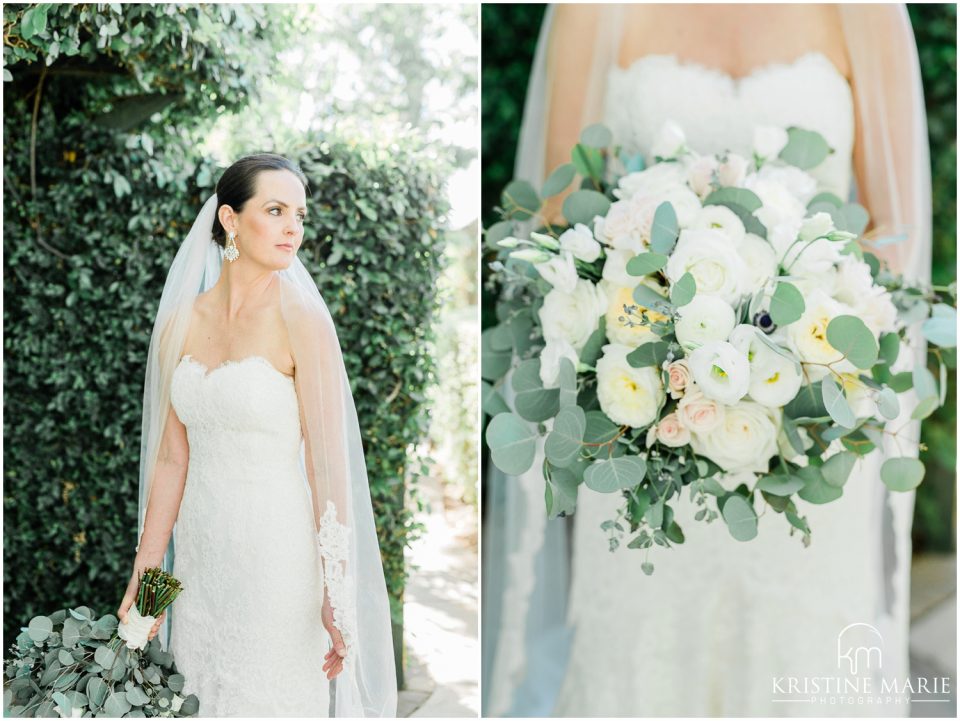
[213, 262, 276, 319]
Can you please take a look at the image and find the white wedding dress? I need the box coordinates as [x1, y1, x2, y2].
[550, 53, 910, 718]
[168, 354, 331, 717]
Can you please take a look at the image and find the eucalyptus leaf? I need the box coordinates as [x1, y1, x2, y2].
[821, 377, 856, 429]
[578, 317, 607, 368]
[480, 327, 512, 381]
[545, 406, 587, 468]
[721, 494, 758, 541]
[703, 187, 763, 212]
[626, 341, 670, 368]
[579, 123, 613, 148]
[778, 127, 831, 170]
[557, 357, 578, 409]
[632, 284, 672, 312]
[670, 272, 696, 307]
[481, 381, 510, 417]
[571, 144, 604, 181]
[584, 456, 647, 492]
[511, 359, 560, 422]
[821, 451, 857, 488]
[541, 163, 576, 197]
[755, 474, 804, 496]
[626, 252, 668, 277]
[562, 190, 611, 226]
[485, 413, 538, 476]
[796, 466, 843, 504]
[877, 387, 900, 420]
[501, 180, 541, 221]
[878, 332, 900, 366]
[826, 315, 878, 369]
[922, 304, 957, 348]
[768, 281, 805, 326]
[649, 202, 679, 254]
[880, 457, 925, 491]
[485, 220, 515, 249]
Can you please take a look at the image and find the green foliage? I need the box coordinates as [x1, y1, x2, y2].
[4, 607, 198, 717]
[4, 2, 447, 645]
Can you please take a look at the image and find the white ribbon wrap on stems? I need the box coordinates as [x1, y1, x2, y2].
[117, 606, 156, 650]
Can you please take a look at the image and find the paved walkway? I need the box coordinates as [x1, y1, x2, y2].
[909, 553, 956, 718]
[399, 477, 478, 718]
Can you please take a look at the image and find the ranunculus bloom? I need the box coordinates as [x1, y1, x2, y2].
[666, 229, 748, 304]
[674, 294, 737, 351]
[785, 289, 857, 369]
[596, 343, 665, 428]
[690, 400, 781, 474]
[690, 205, 746, 247]
[601, 279, 668, 348]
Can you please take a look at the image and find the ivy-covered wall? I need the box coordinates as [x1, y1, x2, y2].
[3, 2, 447, 649]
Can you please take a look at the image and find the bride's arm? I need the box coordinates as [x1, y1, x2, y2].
[540, 4, 603, 224]
[847, 5, 931, 278]
[118, 405, 188, 632]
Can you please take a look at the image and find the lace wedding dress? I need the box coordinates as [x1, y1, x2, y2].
[551, 53, 902, 718]
[167, 354, 331, 717]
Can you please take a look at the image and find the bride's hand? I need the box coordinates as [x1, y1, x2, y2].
[321, 594, 347, 680]
[117, 564, 166, 642]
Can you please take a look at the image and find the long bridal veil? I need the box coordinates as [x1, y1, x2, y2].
[482, 4, 931, 716]
[136, 193, 398, 717]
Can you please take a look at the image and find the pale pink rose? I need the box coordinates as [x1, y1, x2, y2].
[687, 155, 718, 199]
[717, 153, 748, 187]
[656, 412, 691, 448]
[678, 385, 725, 433]
[667, 359, 692, 399]
[595, 195, 657, 253]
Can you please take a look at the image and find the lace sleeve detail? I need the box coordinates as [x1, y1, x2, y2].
[316, 500, 357, 666]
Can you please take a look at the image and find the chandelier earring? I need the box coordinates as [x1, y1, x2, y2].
[224, 231, 240, 262]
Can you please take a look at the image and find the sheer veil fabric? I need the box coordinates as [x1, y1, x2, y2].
[136, 193, 398, 717]
[483, 4, 931, 716]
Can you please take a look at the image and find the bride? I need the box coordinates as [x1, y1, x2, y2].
[117, 154, 397, 717]
[483, 4, 931, 717]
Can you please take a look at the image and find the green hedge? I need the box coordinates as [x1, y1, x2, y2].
[3, 2, 446, 644]
[480, 3, 956, 550]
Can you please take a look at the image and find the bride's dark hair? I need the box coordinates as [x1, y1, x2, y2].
[211, 153, 309, 247]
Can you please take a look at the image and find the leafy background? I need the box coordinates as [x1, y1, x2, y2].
[2, 2, 478, 686]
[480, 3, 956, 551]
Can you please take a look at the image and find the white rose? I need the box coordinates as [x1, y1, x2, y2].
[678, 384, 725, 433]
[657, 185, 704, 228]
[539, 278, 607, 351]
[687, 154, 719, 199]
[744, 174, 807, 230]
[656, 412, 691, 447]
[533, 251, 577, 294]
[736, 232, 778, 295]
[616, 162, 689, 201]
[799, 212, 836, 242]
[539, 338, 579, 388]
[833, 256, 898, 335]
[674, 294, 736, 351]
[602, 247, 639, 287]
[688, 340, 751, 405]
[559, 223, 602, 262]
[753, 126, 789, 160]
[596, 343, 665, 428]
[717, 153, 749, 187]
[757, 164, 818, 205]
[691, 205, 746, 246]
[651, 120, 687, 159]
[601, 279, 668, 348]
[785, 289, 857, 368]
[666, 229, 747, 304]
[690, 401, 781, 474]
[593, 195, 657, 252]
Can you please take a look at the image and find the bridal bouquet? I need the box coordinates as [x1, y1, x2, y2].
[3, 569, 197, 717]
[483, 121, 956, 571]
